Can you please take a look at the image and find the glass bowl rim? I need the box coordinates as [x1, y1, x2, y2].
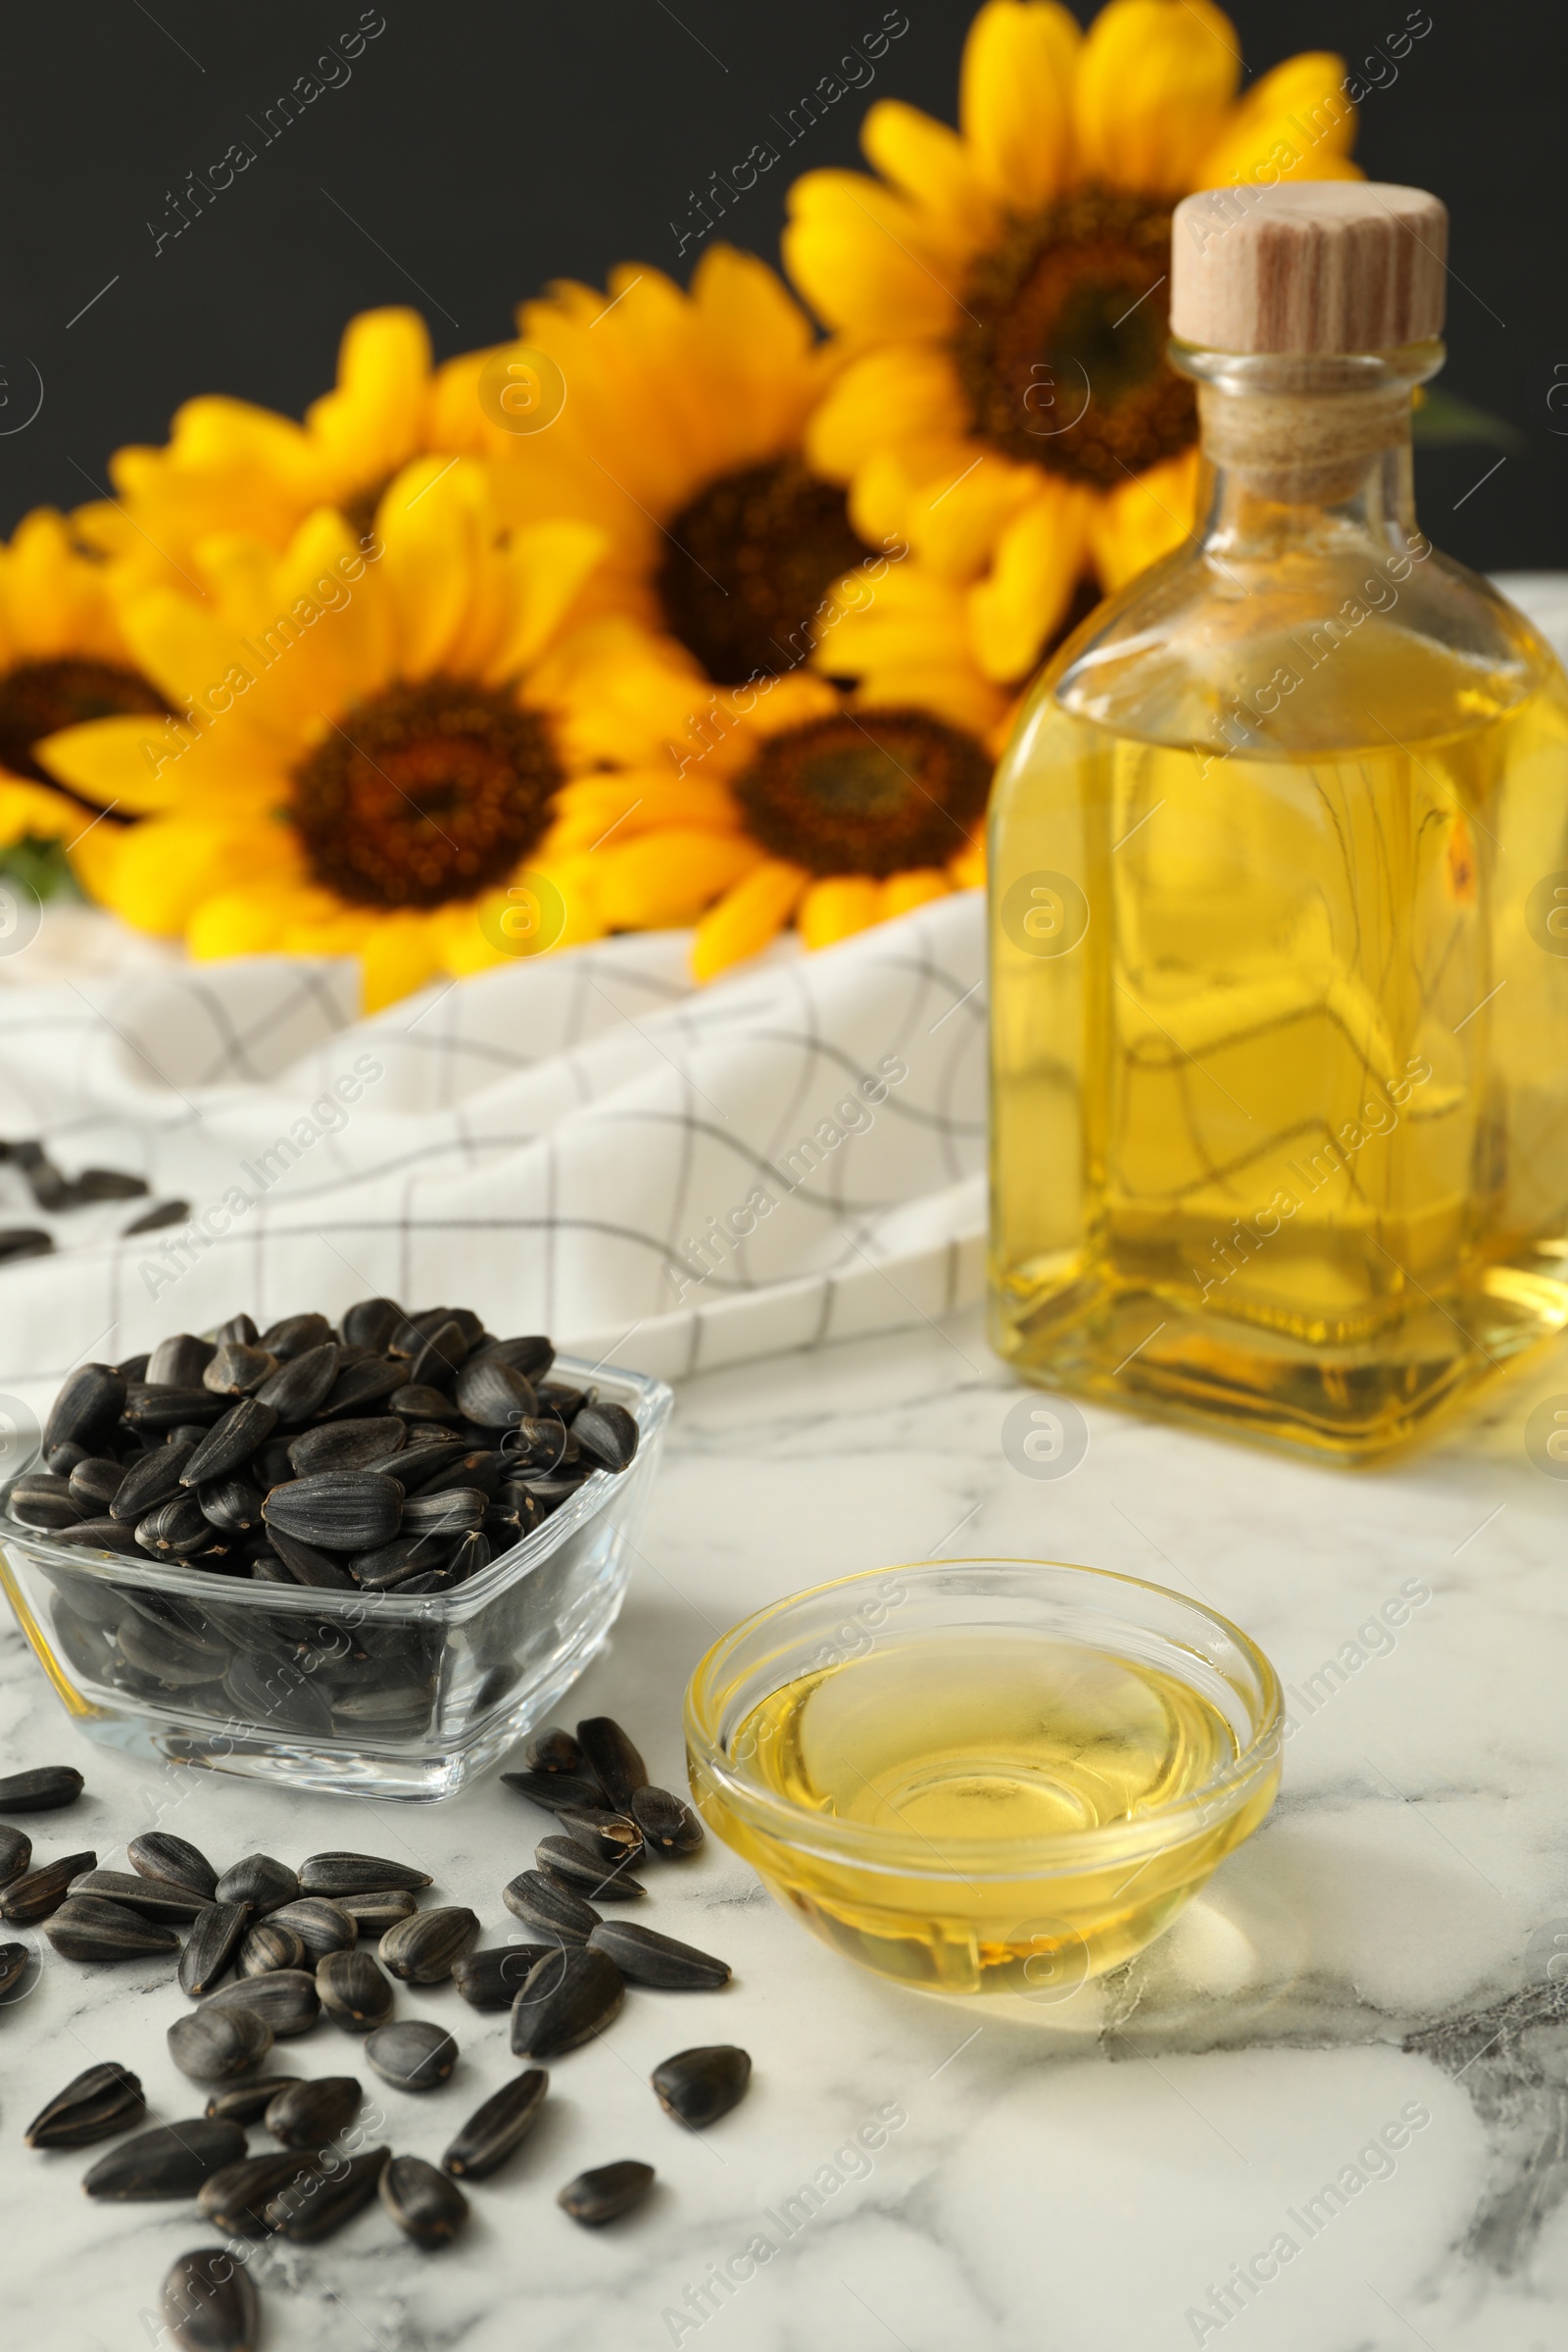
[0, 1354, 672, 1625]
[684, 1554, 1284, 1881]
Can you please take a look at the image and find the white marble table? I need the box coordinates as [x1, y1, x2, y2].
[4, 1301, 1566, 2352]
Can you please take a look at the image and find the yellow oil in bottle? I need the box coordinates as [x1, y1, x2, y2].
[715, 1629, 1274, 1996]
[991, 615, 1568, 1456]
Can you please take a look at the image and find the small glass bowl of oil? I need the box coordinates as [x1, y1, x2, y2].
[685, 1557, 1283, 2001]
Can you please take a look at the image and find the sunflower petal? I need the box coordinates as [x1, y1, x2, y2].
[785, 171, 965, 338]
[359, 911, 446, 1012]
[374, 457, 487, 679]
[860, 99, 1003, 252]
[1199, 54, 1358, 189]
[967, 482, 1094, 682]
[35, 715, 203, 814]
[1087, 447, 1200, 592]
[959, 1, 1082, 210]
[94, 816, 298, 935]
[306, 308, 433, 484]
[0, 778, 82, 844]
[879, 868, 952, 919]
[798, 875, 881, 951]
[692, 858, 808, 983]
[591, 828, 762, 930]
[484, 520, 608, 678]
[807, 345, 968, 488]
[1074, 0, 1241, 196]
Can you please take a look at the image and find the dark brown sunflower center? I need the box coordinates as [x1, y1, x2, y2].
[956, 188, 1197, 487]
[290, 678, 562, 908]
[657, 457, 874, 686]
[0, 659, 170, 787]
[734, 710, 992, 878]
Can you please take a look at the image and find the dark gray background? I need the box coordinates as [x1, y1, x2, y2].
[2, 1, 1561, 570]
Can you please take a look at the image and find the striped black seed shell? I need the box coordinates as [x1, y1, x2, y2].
[442, 2067, 548, 2178]
[574, 1717, 648, 1810]
[629, 1785, 706, 1857]
[317, 1948, 395, 2032]
[287, 1417, 407, 1477]
[352, 1531, 456, 1589]
[180, 1902, 252, 1998]
[255, 1343, 341, 1422]
[474, 1334, 554, 1380]
[196, 1477, 265, 1531]
[378, 1905, 479, 1984]
[524, 1726, 582, 1775]
[556, 1805, 647, 1865]
[585, 1920, 731, 1990]
[135, 1494, 214, 1555]
[160, 2248, 260, 2352]
[500, 1768, 609, 1817]
[179, 1396, 279, 1487]
[342, 1298, 403, 1350]
[200, 1969, 320, 2036]
[46, 1895, 182, 1961]
[651, 2044, 752, 2129]
[214, 1855, 299, 1913]
[365, 2019, 458, 2093]
[557, 2159, 654, 2226]
[54, 1514, 150, 1555]
[267, 1898, 356, 1960]
[502, 1871, 601, 1945]
[8, 1472, 83, 1529]
[206, 2075, 303, 2125]
[409, 1318, 469, 1388]
[573, 1400, 639, 1471]
[318, 1357, 410, 1417]
[25, 2062, 146, 2148]
[69, 1457, 125, 1510]
[2, 1850, 99, 1923]
[214, 1314, 259, 1346]
[128, 1830, 217, 1898]
[452, 1944, 557, 2011]
[381, 2153, 468, 2245]
[264, 1525, 357, 1589]
[199, 2149, 317, 2238]
[82, 2117, 246, 2199]
[43, 1362, 126, 1454]
[146, 1333, 215, 1387]
[237, 1921, 308, 1978]
[335, 1888, 416, 1932]
[0, 1938, 27, 1995]
[401, 1488, 486, 1536]
[501, 1417, 569, 1473]
[110, 1440, 196, 1520]
[509, 1947, 623, 2058]
[536, 1838, 645, 1902]
[300, 1852, 432, 1896]
[257, 1311, 335, 1359]
[388, 1384, 462, 1424]
[262, 1471, 403, 1552]
[0, 1826, 30, 1886]
[118, 1608, 230, 1685]
[0, 1764, 85, 1813]
[265, 2074, 363, 2149]
[267, 2144, 389, 2241]
[454, 1355, 536, 1428]
[405, 1447, 500, 1498]
[203, 1345, 279, 1396]
[123, 1384, 226, 1431]
[69, 1869, 213, 1923]
[169, 2005, 274, 2082]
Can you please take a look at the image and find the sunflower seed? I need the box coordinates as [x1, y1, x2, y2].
[180, 1396, 279, 1486]
[0, 1826, 31, 1886]
[630, 1785, 706, 1857]
[25, 2061, 145, 2147]
[133, 1494, 213, 1556]
[342, 1298, 403, 1350]
[452, 1943, 556, 2010]
[224, 1648, 336, 1732]
[300, 1851, 432, 1896]
[8, 1471, 83, 1529]
[0, 1224, 51, 1261]
[287, 1416, 407, 1476]
[202, 1968, 320, 2036]
[180, 1902, 252, 1997]
[2, 1849, 98, 1922]
[203, 1345, 279, 1397]
[200, 2150, 317, 2237]
[503, 1870, 601, 1945]
[442, 2066, 548, 2180]
[160, 2247, 260, 2352]
[268, 2143, 388, 2240]
[196, 1477, 265, 1532]
[124, 1383, 226, 1430]
[573, 1400, 639, 1472]
[255, 1342, 341, 1422]
[170, 2004, 274, 2082]
[83, 2117, 246, 2199]
[264, 1525, 357, 1588]
[213, 1853, 298, 1912]
[510, 1946, 623, 2057]
[0, 1763, 84, 1812]
[525, 1725, 582, 1775]
[536, 1838, 645, 1902]
[575, 1717, 647, 1809]
[388, 1383, 462, 1424]
[69, 1456, 125, 1510]
[501, 1767, 610, 1816]
[0, 1938, 26, 1996]
[335, 1887, 417, 1932]
[268, 1897, 356, 1960]
[205, 2076, 302, 2125]
[502, 1415, 569, 1472]
[43, 1362, 126, 1454]
[401, 1487, 486, 1536]
[454, 1354, 536, 1429]
[556, 1805, 647, 1865]
[352, 1530, 456, 1589]
[473, 1333, 554, 1379]
[366, 2018, 458, 2092]
[128, 1829, 218, 1897]
[405, 1446, 500, 1499]
[44, 1893, 181, 1961]
[318, 1357, 410, 1417]
[380, 2152, 468, 2246]
[557, 2159, 654, 2226]
[238, 1920, 308, 1977]
[147, 1334, 215, 1388]
[651, 2043, 752, 2129]
[263, 1470, 403, 1551]
[54, 1513, 153, 1554]
[69, 1868, 213, 1923]
[379, 1905, 478, 1984]
[409, 1317, 469, 1388]
[265, 2074, 363, 2149]
[110, 1439, 197, 1520]
[258, 1311, 335, 1359]
[215, 1314, 259, 1346]
[317, 1947, 395, 2031]
[586, 1920, 731, 1990]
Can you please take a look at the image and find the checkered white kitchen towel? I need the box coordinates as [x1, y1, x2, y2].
[0, 889, 986, 1393]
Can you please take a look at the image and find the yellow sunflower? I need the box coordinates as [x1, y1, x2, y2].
[785, 0, 1359, 680]
[74, 309, 498, 598]
[32, 460, 626, 1009]
[485, 246, 1007, 978]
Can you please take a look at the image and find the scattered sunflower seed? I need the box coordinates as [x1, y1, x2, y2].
[557, 2158, 655, 2226]
[82, 2117, 246, 2200]
[536, 1837, 646, 1902]
[2, 1850, 98, 1924]
[442, 2067, 548, 2179]
[381, 2152, 469, 2246]
[652, 2044, 752, 2129]
[267, 1896, 356, 1960]
[317, 1947, 395, 2032]
[180, 1902, 252, 1998]
[452, 1943, 556, 2011]
[502, 1870, 601, 1946]
[524, 1725, 582, 1776]
[0, 1763, 84, 1812]
[46, 1894, 182, 1962]
[556, 1805, 647, 1865]
[0, 1825, 32, 1886]
[630, 1785, 705, 1856]
[214, 1854, 298, 1913]
[237, 1920, 308, 1978]
[586, 1919, 731, 1991]
[501, 1767, 615, 1816]
[69, 1868, 213, 1923]
[267, 2144, 389, 2241]
[160, 2247, 260, 2352]
[25, 2061, 145, 2148]
[379, 1905, 479, 1984]
[169, 2004, 274, 2082]
[0, 1939, 28, 1996]
[335, 1887, 417, 1933]
[199, 2150, 317, 2239]
[510, 1945, 623, 2058]
[299, 1852, 432, 1897]
[365, 2019, 458, 2092]
[265, 2074, 363, 2150]
[205, 2076, 302, 2126]
[128, 1829, 218, 1898]
[201, 1968, 320, 2036]
[575, 1717, 647, 1810]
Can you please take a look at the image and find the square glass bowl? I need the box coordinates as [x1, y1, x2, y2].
[0, 1358, 670, 1801]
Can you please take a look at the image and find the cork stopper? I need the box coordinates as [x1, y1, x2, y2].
[1170, 181, 1447, 355]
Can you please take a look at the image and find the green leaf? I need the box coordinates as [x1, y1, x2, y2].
[0, 836, 84, 905]
[1411, 390, 1522, 450]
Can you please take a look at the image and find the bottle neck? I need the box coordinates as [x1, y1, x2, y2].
[1171, 341, 1442, 562]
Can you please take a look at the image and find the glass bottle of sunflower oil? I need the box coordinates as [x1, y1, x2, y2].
[990, 182, 1568, 1459]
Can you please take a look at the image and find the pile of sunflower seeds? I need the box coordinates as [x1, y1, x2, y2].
[6, 1299, 639, 1597]
[7, 1715, 749, 2351]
